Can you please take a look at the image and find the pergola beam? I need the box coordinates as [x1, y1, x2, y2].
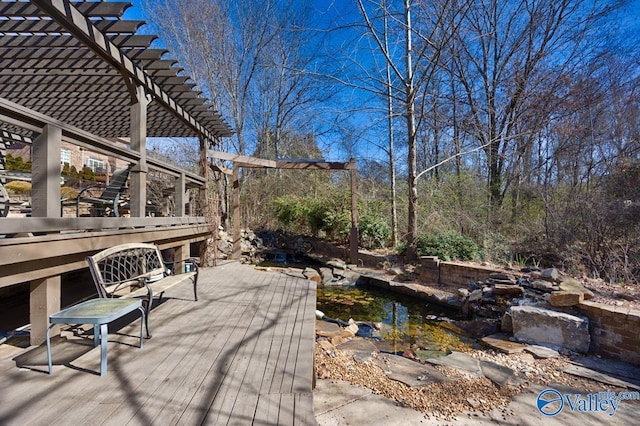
[31, 0, 232, 142]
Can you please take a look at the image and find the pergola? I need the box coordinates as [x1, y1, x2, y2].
[0, 0, 232, 344]
[208, 151, 359, 264]
[0, 1, 233, 214]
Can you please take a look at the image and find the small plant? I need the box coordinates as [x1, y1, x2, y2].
[514, 254, 527, 268]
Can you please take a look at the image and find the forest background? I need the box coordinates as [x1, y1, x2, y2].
[134, 0, 640, 285]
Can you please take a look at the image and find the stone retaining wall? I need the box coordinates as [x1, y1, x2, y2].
[577, 301, 640, 365]
[314, 244, 640, 365]
[418, 256, 505, 290]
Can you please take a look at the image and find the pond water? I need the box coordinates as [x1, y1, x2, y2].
[317, 284, 477, 357]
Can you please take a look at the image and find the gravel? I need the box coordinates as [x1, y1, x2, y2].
[315, 343, 623, 421]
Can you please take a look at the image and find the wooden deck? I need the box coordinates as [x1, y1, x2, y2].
[0, 261, 318, 425]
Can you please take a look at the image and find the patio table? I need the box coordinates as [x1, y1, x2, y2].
[46, 298, 144, 376]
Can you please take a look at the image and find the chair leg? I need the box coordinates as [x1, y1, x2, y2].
[193, 276, 198, 301]
[142, 297, 152, 338]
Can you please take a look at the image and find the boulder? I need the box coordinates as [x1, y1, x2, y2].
[319, 267, 334, 284]
[510, 306, 590, 353]
[492, 284, 524, 296]
[548, 291, 584, 307]
[540, 268, 560, 282]
[341, 270, 361, 283]
[501, 311, 513, 333]
[530, 280, 555, 291]
[490, 272, 517, 282]
[303, 267, 321, 284]
[558, 277, 594, 300]
[326, 259, 347, 269]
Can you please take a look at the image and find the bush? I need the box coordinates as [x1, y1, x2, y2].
[5, 180, 31, 194]
[359, 215, 391, 249]
[416, 231, 480, 261]
[60, 186, 78, 200]
[5, 154, 31, 171]
[271, 194, 351, 241]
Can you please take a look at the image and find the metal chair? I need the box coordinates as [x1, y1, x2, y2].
[70, 166, 130, 217]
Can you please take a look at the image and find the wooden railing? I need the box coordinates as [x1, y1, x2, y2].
[0, 216, 213, 289]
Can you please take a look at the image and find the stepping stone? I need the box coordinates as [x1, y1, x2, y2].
[563, 364, 640, 390]
[316, 320, 342, 337]
[336, 338, 379, 363]
[372, 353, 449, 387]
[479, 360, 523, 388]
[481, 334, 527, 354]
[424, 351, 483, 377]
[571, 356, 640, 387]
[524, 344, 559, 359]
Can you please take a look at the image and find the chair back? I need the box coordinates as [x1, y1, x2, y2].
[99, 167, 130, 202]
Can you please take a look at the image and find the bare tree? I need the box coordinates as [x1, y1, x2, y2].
[355, 0, 467, 259]
[451, 0, 624, 208]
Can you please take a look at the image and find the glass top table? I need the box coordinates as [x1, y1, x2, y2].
[46, 298, 144, 376]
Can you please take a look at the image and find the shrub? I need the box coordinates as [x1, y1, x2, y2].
[416, 231, 480, 261]
[359, 215, 391, 249]
[5, 180, 31, 194]
[60, 186, 78, 200]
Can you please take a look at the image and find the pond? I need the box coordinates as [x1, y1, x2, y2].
[317, 284, 478, 357]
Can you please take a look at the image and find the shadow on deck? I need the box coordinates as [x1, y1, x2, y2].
[0, 261, 318, 425]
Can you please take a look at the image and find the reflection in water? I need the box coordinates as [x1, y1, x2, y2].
[317, 285, 475, 355]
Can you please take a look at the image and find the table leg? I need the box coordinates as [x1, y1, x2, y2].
[100, 323, 108, 376]
[94, 324, 99, 347]
[46, 324, 55, 374]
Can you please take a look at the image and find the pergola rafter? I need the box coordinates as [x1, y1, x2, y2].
[0, 0, 232, 143]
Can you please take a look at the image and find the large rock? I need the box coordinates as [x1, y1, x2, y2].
[548, 290, 584, 307]
[559, 276, 594, 300]
[493, 284, 524, 296]
[510, 306, 590, 353]
[303, 267, 321, 284]
[319, 267, 334, 284]
[540, 268, 560, 282]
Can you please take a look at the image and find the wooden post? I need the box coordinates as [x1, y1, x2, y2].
[31, 124, 61, 218]
[349, 158, 359, 264]
[30, 125, 62, 345]
[30, 276, 61, 346]
[174, 242, 190, 273]
[232, 163, 241, 259]
[175, 172, 186, 217]
[130, 84, 148, 217]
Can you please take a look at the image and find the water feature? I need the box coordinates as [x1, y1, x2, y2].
[317, 284, 477, 357]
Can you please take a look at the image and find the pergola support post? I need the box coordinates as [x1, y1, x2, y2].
[130, 84, 148, 217]
[30, 276, 61, 346]
[349, 158, 359, 264]
[232, 163, 241, 259]
[31, 124, 61, 218]
[175, 172, 186, 217]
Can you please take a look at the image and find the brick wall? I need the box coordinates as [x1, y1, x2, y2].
[577, 301, 640, 365]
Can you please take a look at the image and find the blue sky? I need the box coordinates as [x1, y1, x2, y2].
[123, 0, 640, 164]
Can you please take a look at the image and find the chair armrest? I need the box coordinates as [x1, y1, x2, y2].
[76, 183, 104, 200]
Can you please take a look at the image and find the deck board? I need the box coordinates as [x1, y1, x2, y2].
[0, 261, 318, 425]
